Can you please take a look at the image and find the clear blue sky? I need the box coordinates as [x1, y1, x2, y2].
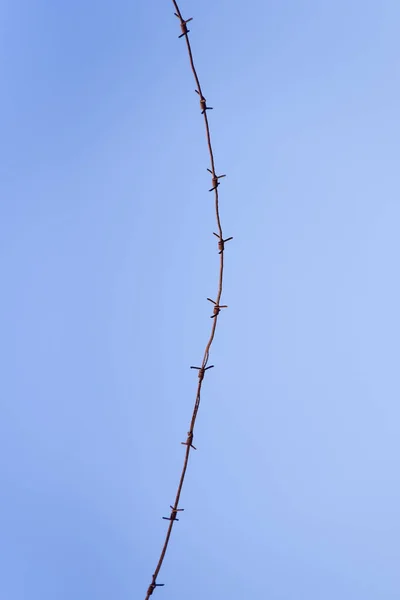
[1, 1, 400, 598]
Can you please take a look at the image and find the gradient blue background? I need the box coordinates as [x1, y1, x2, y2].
[1, 1, 400, 598]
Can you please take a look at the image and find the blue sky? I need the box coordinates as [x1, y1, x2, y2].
[1, 1, 400, 598]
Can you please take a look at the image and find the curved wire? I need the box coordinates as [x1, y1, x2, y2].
[144, 3, 231, 597]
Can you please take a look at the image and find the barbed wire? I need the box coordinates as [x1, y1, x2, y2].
[144, 2, 232, 597]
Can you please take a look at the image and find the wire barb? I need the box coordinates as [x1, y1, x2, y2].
[147, 582, 165, 597]
[207, 297, 228, 318]
[162, 506, 185, 521]
[174, 12, 193, 38]
[181, 431, 196, 450]
[213, 232, 233, 254]
[195, 89, 213, 114]
[190, 365, 214, 381]
[207, 168, 226, 191]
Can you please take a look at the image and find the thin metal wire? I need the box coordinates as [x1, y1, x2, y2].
[144, 3, 232, 597]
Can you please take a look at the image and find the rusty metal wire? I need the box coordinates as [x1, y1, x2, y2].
[144, 2, 232, 597]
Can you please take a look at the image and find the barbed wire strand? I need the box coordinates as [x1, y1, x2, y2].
[144, 2, 232, 597]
